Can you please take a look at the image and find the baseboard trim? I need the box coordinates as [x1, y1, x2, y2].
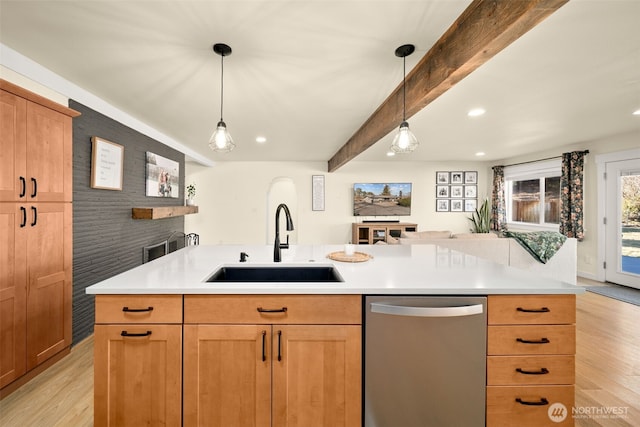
[0, 347, 70, 400]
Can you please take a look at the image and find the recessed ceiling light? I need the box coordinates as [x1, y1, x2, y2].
[633, 109, 640, 116]
[468, 108, 486, 117]
[387, 151, 395, 157]
[475, 152, 486, 157]
[256, 136, 267, 143]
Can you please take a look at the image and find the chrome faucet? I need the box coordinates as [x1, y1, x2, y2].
[274, 203, 294, 262]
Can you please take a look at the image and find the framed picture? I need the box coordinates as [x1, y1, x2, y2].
[464, 199, 477, 212]
[451, 199, 463, 212]
[464, 185, 477, 198]
[436, 171, 450, 184]
[436, 199, 450, 212]
[90, 137, 124, 191]
[146, 152, 179, 198]
[450, 172, 464, 184]
[312, 175, 325, 211]
[465, 171, 478, 184]
[436, 185, 449, 198]
[450, 185, 463, 198]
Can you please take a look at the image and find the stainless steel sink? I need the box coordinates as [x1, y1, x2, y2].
[206, 265, 343, 283]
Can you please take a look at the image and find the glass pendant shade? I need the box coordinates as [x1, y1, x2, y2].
[391, 121, 418, 153]
[209, 120, 235, 152]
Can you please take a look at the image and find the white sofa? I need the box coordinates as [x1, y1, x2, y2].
[394, 231, 577, 285]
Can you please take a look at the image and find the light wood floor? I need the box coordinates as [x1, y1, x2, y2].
[1, 280, 638, 427]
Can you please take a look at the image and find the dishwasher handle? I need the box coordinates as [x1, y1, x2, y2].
[370, 302, 484, 318]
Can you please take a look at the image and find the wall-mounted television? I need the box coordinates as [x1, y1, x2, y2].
[353, 183, 412, 216]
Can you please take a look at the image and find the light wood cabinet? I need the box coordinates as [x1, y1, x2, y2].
[94, 295, 183, 427]
[183, 295, 362, 427]
[486, 295, 576, 427]
[1, 82, 75, 203]
[352, 222, 417, 244]
[0, 80, 78, 395]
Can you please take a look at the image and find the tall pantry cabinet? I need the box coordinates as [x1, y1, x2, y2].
[0, 79, 79, 395]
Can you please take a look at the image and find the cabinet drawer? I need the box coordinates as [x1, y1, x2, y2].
[487, 385, 574, 427]
[488, 325, 575, 355]
[488, 295, 575, 325]
[95, 295, 182, 324]
[184, 295, 362, 324]
[487, 355, 575, 385]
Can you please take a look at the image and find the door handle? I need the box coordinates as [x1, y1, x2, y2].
[277, 330, 282, 361]
[20, 207, 27, 227]
[370, 302, 483, 317]
[31, 206, 37, 226]
[261, 330, 267, 362]
[30, 177, 37, 198]
[19, 177, 26, 197]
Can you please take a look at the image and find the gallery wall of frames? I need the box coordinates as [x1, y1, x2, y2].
[435, 171, 478, 212]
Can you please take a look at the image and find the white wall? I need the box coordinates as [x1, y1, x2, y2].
[185, 160, 492, 245]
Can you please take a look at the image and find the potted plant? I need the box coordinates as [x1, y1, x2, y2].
[186, 183, 196, 206]
[468, 198, 491, 233]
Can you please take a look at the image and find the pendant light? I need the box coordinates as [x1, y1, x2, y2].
[390, 44, 419, 154]
[209, 43, 235, 152]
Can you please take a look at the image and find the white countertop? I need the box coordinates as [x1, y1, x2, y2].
[85, 244, 584, 295]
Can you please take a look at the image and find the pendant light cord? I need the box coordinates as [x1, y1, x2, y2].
[402, 55, 406, 121]
[220, 53, 224, 122]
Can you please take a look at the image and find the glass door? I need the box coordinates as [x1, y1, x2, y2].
[605, 158, 640, 288]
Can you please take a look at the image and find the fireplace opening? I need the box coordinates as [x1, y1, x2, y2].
[143, 240, 168, 264]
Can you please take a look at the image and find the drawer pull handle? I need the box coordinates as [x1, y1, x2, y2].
[122, 306, 154, 313]
[257, 307, 287, 313]
[517, 337, 550, 344]
[517, 307, 550, 313]
[261, 330, 267, 362]
[121, 330, 152, 337]
[516, 397, 549, 406]
[516, 367, 549, 375]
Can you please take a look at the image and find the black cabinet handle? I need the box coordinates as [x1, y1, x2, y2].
[30, 206, 37, 226]
[20, 207, 27, 227]
[257, 307, 287, 313]
[261, 330, 267, 362]
[516, 367, 549, 375]
[19, 177, 26, 197]
[277, 330, 282, 361]
[516, 337, 550, 344]
[517, 307, 550, 313]
[516, 397, 549, 406]
[30, 177, 37, 198]
[122, 306, 154, 313]
[120, 330, 152, 337]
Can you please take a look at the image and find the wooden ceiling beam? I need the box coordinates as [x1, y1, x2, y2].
[327, 0, 569, 172]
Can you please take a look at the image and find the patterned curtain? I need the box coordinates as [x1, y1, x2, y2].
[559, 151, 587, 240]
[491, 166, 506, 232]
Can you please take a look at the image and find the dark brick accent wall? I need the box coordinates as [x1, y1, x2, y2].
[70, 100, 185, 345]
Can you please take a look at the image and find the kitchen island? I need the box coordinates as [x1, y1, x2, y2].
[86, 244, 583, 427]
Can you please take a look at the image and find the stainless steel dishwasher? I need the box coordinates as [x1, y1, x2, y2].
[365, 296, 487, 427]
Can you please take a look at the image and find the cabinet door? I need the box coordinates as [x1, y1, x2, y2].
[25, 102, 72, 202]
[183, 324, 271, 427]
[0, 204, 27, 388]
[94, 324, 182, 427]
[272, 325, 361, 427]
[0, 90, 27, 202]
[25, 203, 72, 369]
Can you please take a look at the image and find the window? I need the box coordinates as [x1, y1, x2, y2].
[504, 159, 561, 230]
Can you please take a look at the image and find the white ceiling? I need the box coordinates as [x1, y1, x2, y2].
[1, 0, 638, 167]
